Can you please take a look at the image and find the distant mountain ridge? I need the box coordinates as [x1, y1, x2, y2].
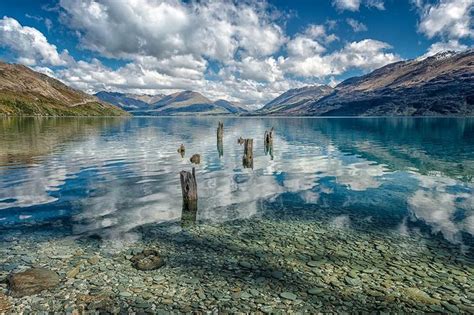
[2, 50, 471, 117]
[94, 91, 165, 111]
[0, 62, 128, 116]
[260, 85, 334, 114]
[96, 90, 248, 116]
[260, 50, 474, 116]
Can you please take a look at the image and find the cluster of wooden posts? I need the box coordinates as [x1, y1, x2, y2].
[178, 122, 274, 226]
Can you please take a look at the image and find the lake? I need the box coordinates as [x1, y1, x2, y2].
[0, 117, 473, 312]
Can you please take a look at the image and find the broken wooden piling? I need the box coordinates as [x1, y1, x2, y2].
[177, 144, 185, 158]
[242, 138, 254, 168]
[217, 122, 224, 158]
[180, 167, 198, 213]
[217, 121, 224, 140]
[264, 127, 274, 145]
[190, 154, 201, 164]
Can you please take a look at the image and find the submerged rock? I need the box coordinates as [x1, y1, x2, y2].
[403, 288, 440, 305]
[239, 261, 252, 269]
[307, 288, 324, 295]
[8, 268, 60, 297]
[76, 293, 114, 312]
[66, 265, 81, 279]
[280, 292, 297, 301]
[130, 249, 165, 271]
[0, 293, 11, 313]
[441, 301, 460, 313]
[345, 276, 361, 286]
[307, 261, 319, 267]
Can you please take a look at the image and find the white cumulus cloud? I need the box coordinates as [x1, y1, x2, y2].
[346, 18, 368, 32]
[416, 0, 473, 39]
[332, 0, 385, 11]
[333, 0, 361, 11]
[283, 39, 400, 78]
[58, 0, 286, 63]
[0, 16, 70, 66]
[0, 0, 404, 107]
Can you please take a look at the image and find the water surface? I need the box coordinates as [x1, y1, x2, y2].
[0, 117, 473, 312]
[1, 117, 472, 245]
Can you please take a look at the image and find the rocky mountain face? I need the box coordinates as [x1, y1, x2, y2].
[0, 62, 128, 116]
[213, 99, 249, 114]
[263, 50, 474, 116]
[259, 85, 334, 114]
[96, 90, 248, 115]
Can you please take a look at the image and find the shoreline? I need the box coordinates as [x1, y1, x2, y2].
[1, 115, 473, 118]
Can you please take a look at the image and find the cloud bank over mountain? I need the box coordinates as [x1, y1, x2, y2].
[0, 0, 472, 106]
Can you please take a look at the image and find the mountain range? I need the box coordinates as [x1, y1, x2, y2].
[1, 50, 473, 117]
[0, 62, 127, 116]
[259, 50, 474, 116]
[95, 90, 248, 116]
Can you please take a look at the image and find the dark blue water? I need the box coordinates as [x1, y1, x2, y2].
[0, 117, 472, 248]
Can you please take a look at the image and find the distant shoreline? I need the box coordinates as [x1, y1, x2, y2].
[1, 115, 472, 119]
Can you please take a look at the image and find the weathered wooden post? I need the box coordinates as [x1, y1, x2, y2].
[217, 122, 224, 158]
[180, 167, 198, 225]
[190, 154, 200, 164]
[264, 127, 274, 145]
[217, 121, 224, 140]
[177, 144, 185, 158]
[242, 138, 254, 168]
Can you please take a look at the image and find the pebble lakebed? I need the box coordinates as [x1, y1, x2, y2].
[0, 211, 473, 314]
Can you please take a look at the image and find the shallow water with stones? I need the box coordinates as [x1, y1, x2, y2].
[0, 117, 473, 313]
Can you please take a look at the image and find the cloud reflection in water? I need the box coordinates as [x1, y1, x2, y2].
[0, 117, 472, 247]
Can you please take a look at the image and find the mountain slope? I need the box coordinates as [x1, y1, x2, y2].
[265, 50, 474, 116]
[213, 99, 249, 114]
[259, 85, 334, 114]
[0, 62, 128, 116]
[129, 93, 165, 105]
[94, 91, 165, 111]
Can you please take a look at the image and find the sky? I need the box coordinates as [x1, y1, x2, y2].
[0, 0, 472, 106]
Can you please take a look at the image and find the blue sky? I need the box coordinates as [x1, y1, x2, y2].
[0, 0, 472, 106]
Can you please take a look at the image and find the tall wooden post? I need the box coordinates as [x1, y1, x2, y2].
[242, 138, 254, 169]
[180, 167, 198, 213]
[217, 121, 224, 140]
[217, 121, 224, 158]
